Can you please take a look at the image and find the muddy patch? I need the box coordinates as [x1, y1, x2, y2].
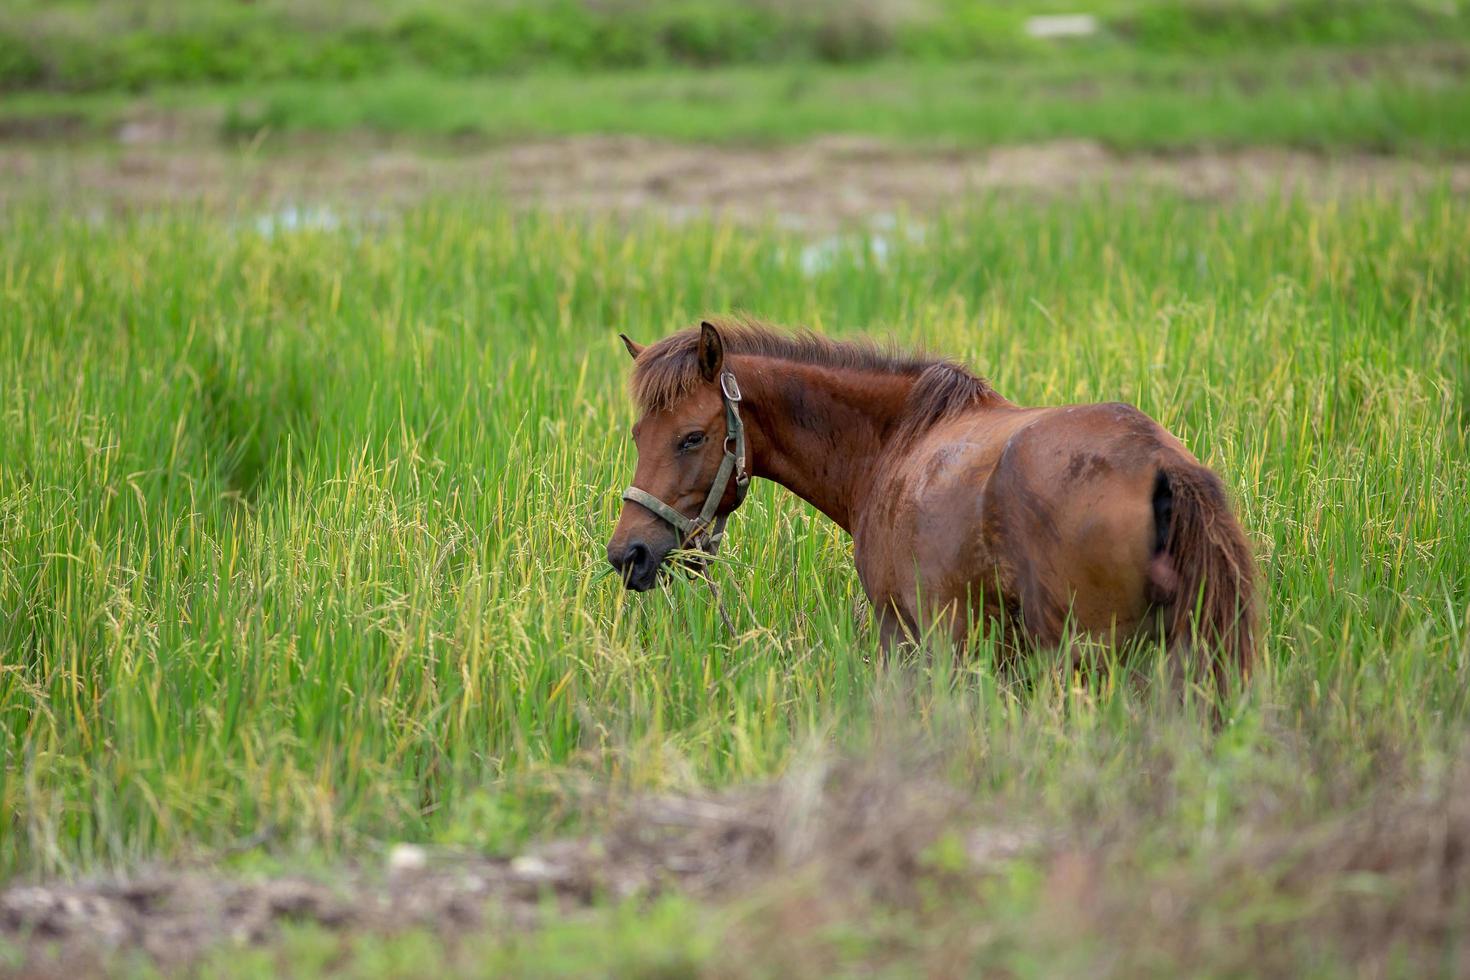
[0, 756, 1002, 971]
[5, 751, 1470, 975]
[3, 136, 1467, 228]
[0, 114, 86, 142]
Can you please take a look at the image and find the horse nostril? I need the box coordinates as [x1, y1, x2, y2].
[625, 543, 650, 572]
[609, 541, 652, 579]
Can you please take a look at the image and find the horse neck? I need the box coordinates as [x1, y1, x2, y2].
[735, 356, 915, 533]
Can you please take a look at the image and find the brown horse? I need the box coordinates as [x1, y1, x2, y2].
[607, 319, 1255, 681]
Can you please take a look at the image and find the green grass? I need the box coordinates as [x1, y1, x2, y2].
[2, 186, 1469, 971]
[9, 43, 1470, 153]
[219, 48, 1470, 151]
[4, 0, 1467, 92]
[6, 0, 1470, 157]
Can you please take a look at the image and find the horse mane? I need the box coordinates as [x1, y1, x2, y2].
[630, 317, 995, 442]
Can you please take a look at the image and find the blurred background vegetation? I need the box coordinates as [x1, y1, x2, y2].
[3, 0, 1467, 92]
[5, 0, 1468, 152]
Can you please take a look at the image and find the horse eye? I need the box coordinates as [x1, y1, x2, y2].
[679, 431, 706, 451]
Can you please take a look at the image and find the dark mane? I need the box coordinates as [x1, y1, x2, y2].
[630, 317, 994, 441]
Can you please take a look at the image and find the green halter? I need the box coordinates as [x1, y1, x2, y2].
[622, 370, 750, 552]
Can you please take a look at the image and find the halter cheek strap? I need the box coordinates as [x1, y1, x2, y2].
[622, 370, 750, 551]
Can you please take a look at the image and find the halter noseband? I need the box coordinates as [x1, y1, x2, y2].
[622, 370, 750, 552]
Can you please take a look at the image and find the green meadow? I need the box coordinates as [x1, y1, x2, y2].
[5, 0, 1467, 92]
[2, 185, 1468, 971]
[7, 45, 1470, 153]
[6, 0, 1470, 153]
[5, 4, 1470, 973]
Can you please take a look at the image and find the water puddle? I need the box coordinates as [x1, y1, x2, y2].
[251, 204, 344, 237]
[794, 213, 926, 276]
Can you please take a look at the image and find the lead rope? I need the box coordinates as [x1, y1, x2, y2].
[712, 571, 764, 685]
[704, 572, 739, 637]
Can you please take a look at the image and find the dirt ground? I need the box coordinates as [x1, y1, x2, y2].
[4, 135, 1468, 227]
[1, 757, 997, 973]
[5, 751, 1470, 975]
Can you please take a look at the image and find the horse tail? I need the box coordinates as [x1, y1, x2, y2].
[1149, 459, 1257, 687]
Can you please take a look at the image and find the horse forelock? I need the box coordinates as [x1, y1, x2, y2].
[629, 318, 993, 439]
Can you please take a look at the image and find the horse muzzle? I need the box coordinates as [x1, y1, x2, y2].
[607, 538, 669, 591]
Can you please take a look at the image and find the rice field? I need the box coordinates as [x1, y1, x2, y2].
[2, 186, 1469, 973]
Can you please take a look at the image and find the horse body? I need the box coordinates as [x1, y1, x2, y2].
[857, 402, 1187, 650]
[609, 320, 1255, 679]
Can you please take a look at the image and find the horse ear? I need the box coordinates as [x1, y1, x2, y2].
[697, 321, 724, 382]
[618, 334, 644, 360]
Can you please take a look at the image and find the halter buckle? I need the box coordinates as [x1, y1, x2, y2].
[720, 372, 742, 402]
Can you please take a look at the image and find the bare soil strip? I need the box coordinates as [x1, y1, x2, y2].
[4, 136, 1467, 225]
[2, 758, 987, 971]
[5, 753, 1470, 975]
